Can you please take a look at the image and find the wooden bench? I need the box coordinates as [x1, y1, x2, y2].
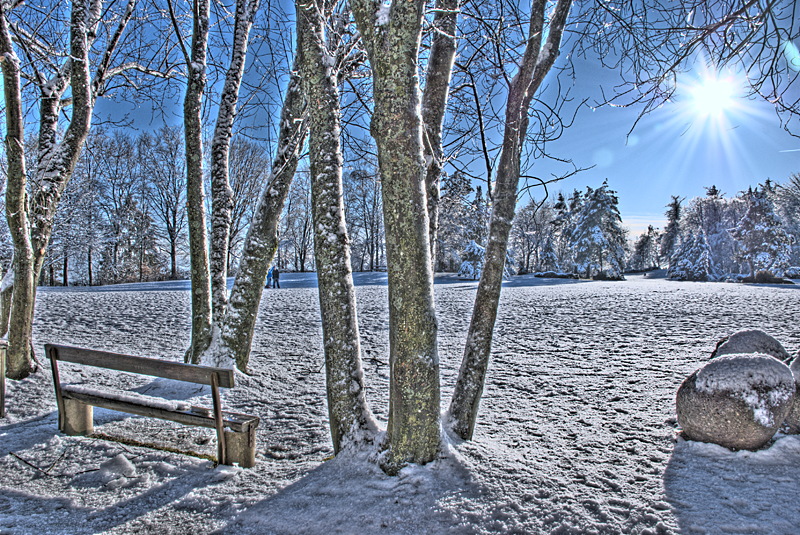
[46, 344, 259, 467]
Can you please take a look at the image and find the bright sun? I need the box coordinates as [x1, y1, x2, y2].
[691, 78, 734, 116]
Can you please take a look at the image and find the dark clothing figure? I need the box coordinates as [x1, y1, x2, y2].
[272, 267, 280, 289]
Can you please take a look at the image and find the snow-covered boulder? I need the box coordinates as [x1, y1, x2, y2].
[785, 357, 800, 434]
[711, 329, 791, 363]
[676, 354, 795, 450]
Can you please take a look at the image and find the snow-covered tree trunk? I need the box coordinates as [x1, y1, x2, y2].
[1, 0, 105, 379]
[0, 12, 35, 379]
[199, 56, 307, 371]
[448, 0, 571, 440]
[421, 0, 458, 266]
[209, 0, 260, 330]
[183, 0, 213, 364]
[352, 0, 441, 474]
[298, 0, 375, 453]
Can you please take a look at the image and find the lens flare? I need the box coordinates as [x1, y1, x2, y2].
[691, 78, 733, 116]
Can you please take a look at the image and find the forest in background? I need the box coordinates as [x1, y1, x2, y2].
[1, 132, 797, 286]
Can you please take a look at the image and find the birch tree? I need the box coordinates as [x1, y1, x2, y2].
[421, 0, 459, 263]
[168, 0, 214, 363]
[0, 0, 141, 379]
[351, 0, 441, 473]
[198, 52, 308, 372]
[448, 0, 572, 440]
[208, 0, 260, 330]
[297, 0, 376, 453]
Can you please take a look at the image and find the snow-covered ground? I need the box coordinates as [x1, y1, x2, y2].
[1, 273, 799, 535]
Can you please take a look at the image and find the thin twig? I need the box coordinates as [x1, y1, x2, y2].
[9, 451, 50, 475]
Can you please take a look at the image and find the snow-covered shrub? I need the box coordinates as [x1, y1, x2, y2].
[533, 271, 576, 279]
[457, 240, 515, 280]
[458, 240, 484, 280]
[728, 188, 791, 277]
[668, 231, 716, 281]
[676, 353, 795, 450]
[783, 266, 800, 278]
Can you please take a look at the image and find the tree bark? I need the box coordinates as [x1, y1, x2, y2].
[199, 55, 307, 371]
[421, 0, 458, 267]
[297, 0, 376, 453]
[448, 0, 571, 440]
[2, 0, 102, 379]
[352, 0, 440, 474]
[209, 0, 260, 330]
[183, 0, 214, 364]
[0, 10, 35, 379]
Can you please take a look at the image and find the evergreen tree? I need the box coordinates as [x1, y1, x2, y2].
[659, 195, 684, 262]
[458, 240, 484, 280]
[728, 187, 791, 277]
[682, 191, 744, 274]
[567, 181, 627, 279]
[539, 236, 560, 272]
[551, 190, 580, 271]
[468, 185, 490, 245]
[628, 225, 659, 271]
[776, 173, 800, 266]
[668, 230, 715, 281]
[437, 171, 474, 271]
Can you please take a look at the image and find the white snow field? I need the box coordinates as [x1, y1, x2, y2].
[1, 273, 799, 535]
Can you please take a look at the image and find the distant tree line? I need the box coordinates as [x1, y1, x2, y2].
[656, 179, 799, 281]
[506, 176, 800, 282]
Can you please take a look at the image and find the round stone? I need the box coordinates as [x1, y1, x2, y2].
[784, 356, 800, 434]
[676, 353, 795, 450]
[711, 330, 790, 362]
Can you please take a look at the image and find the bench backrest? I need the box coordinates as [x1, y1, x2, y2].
[45, 344, 235, 389]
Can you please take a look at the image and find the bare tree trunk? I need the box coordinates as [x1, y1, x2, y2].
[209, 0, 260, 329]
[63, 254, 68, 286]
[352, 0, 441, 474]
[199, 57, 307, 371]
[297, 0, 376, 453]
[170, 239, 177, 279]
[1, 0, 100, 379]
[181, 0, 213, 364]
[448, 0, 571, 440]
[0, 9, 34, 379]
[421, 0, 458, 267]
[88, 247, 93, 286]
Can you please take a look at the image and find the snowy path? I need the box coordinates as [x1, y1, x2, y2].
[1, 274, 799, 534]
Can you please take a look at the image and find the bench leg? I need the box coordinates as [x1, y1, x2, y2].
[223, 426, 256, 468]
[62, 399, 93, 436]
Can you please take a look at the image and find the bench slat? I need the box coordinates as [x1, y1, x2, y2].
[45, 344, 234, 388]
[62, 389, 259, 433]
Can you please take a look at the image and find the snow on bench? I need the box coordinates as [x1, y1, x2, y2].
[61, 384, 192, 413]
[47, 344, 259, 467]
